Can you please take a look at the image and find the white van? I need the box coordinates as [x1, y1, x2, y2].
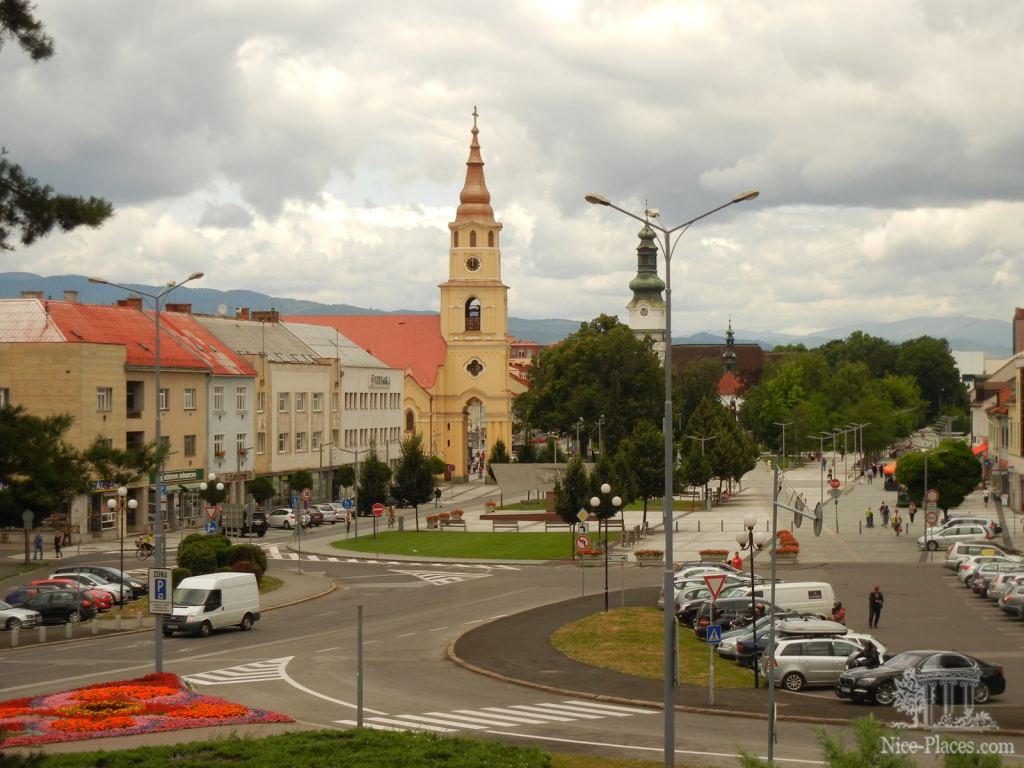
[733, 581, 835, 617]
[163, 573, 260, 638]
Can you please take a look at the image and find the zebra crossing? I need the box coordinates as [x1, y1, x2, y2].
[184, 657, 293, 686]
[260, 543, 519, 571]
[333, 699, 655, 733]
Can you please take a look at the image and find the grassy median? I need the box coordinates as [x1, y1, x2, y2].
[333, 531, 618, 559]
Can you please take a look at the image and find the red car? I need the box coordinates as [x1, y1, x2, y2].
[31, 579, 113, 612]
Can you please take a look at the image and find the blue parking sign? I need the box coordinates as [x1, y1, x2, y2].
[706, 625, 722, 645]
[342, 498, 353, 509]
[206, 521, 217, 534]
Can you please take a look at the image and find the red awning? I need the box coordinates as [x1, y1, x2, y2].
[973, 441, 989, 455]
[883, 461, 897, 475]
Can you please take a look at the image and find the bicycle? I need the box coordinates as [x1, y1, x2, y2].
[135, 538, 155, 560]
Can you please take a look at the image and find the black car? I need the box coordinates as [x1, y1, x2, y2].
[5, 584, 63, 605]
[53, 565, 147, 598]
[692, 597, 778, 639]
[836, 650, 1006, 705]
[20, 589, 98, 624]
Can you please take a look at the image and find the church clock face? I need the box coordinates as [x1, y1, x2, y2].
[465, 256, 481, 272]
[640, 307, 649, 317]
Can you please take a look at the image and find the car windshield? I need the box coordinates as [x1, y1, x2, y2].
[0, 601, 12, 610]
[882, 651, 930, 670]
[173, 588, 210, 606]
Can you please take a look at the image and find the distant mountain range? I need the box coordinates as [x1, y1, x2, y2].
[0, 272, 1012, 354]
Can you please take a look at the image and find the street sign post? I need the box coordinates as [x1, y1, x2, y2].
[372, 503, 384, 517]
[342, 498, 353, 509]
[703, 573, 727, 599]
[302, 488, 313, 502]
[148, 568, 173, 615]
[706, 624, 722, 644]
[707, 595, 719, 706]
[830, 478, 841, 489]
[925, 509, 939, 526]
[206, 520, 217, 534]
[575, 534, 591, 551]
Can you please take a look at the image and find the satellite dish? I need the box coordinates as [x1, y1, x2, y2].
[217, 304, 228, 316]
[813, 502, 824, 537]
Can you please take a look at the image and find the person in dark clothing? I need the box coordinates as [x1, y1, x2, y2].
[868, 586, 885, 628]
[53, 531, 63, 558]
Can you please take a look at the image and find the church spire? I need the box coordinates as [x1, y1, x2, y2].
[455, 106, 496, 224]
[722, 317, 737, 373]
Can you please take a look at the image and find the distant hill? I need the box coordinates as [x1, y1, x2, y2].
[0, 272, 1011, 353]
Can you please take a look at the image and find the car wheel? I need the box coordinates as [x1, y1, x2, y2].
[239, 613, 254, 631]
[162, 628, 174, 637]
[6, 618, 22, 631]
[258, 531, 266, 538]
[782, 672, 806, 692]
[974, 682, 991, 704]
[199, 621, 213, 638]
[965, 576, 974, 587]
[67, 610, 81, 624]
[875, 681, 897, 705]
[283, 521, 292, 530]
[927, 541, 939, 551]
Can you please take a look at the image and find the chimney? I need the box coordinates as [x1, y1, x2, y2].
[166, 303, 192, 314]
[20, 290, 44, 299]
[117, 297, 144, 311]
[252, 310, 280, 323]
[1014, 308, 1024, 355]
[63, 290, 79, 303]
[236, 307, 251, 320]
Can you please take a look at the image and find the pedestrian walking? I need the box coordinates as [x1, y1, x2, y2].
[865, 507, 875, 528]
[345, 511, 352, 533]
[868, 586, 885, 628]
[908, 501, 917, 524]
[867, 467, 874, 484]
[53, 531, 63, 558]
[33, 532, 44, 560]
[434, 487, 442, 507]
[731, 551, 743, 570]
[880, 503, 890, 528]
[983, 491, 990, 508]
[892, 511, 903, 537]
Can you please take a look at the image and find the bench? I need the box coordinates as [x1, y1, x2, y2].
[492, 520, 519, 532]
[545, 521, 572, 532]
[442, 519, 467, 530]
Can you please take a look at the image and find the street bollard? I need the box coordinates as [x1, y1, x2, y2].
[698, 520, 701, 532]
[10, 628, 17, 648]
[859, 521, 862, 534]
[65, 623, 73, 640]
[91, 620, 98, 636]
[720, 520, 724, 532]
[137, 613, 144, 630]
[116, 613, 122, 631]
[398, 517, 404, 531]
[38, 625, 46, 643]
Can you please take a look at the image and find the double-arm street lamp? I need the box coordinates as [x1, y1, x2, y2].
[585, 189, 759, 768]
[90, 270, 204, 673]
[736, 515, 770, 687]
[589, 482, 622, 613]
[107, 486, 138, 607]
[199, 473, 225, 531]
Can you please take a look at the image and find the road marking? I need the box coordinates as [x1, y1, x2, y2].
[184, 657, 293, 686]
[316, 646, 341, 653]
[392, 570, 492, 586]
[428, 626, 448, 632]
[396, 632, 417, 638]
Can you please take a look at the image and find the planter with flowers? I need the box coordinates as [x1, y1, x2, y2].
[634, 549, 664, 566]
[577, 546, 606, 566]
[483, 501, 497, 513]
[426, 515, 439, 529]
[775, 530, 800, 562]
[698, 548, 729, 563]
[449, 509, 464, 520]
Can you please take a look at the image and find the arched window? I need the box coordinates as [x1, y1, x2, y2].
[405, 410, 415, 432]
[487, 231, 494, 247]
[469, 230, 477, 247]
[465, 298, 481, 332]
[453, 231, 459, 248]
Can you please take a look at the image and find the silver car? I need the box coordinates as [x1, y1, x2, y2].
[0, 600, 43, 631]
[917, 524, 991, 551]
[763, 634, 887, 692]
[316, 504, 340, 524]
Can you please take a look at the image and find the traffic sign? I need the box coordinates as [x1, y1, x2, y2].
[575, 534, 591, 551]
[830, 478, 841, 489]
[302, 487, 313, 501]
[704, 573, 728, 599]
[341, 498, 353, 509]
[706, 624, 722, 644]
[148, 568, 173, 615]
[576, 508, 589, 523]
[206, 521, 217, 534]
[829, 488, 842, 500]
[290, 494, 299, 509]
[925, 509, 939, 526]
[926, 488, 939, 503]
[447, 464, 456, 472]
[372, 502, 384, 517]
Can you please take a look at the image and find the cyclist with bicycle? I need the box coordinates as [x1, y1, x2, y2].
[387, 505, 395, 528]
[136, 533, 155, 558]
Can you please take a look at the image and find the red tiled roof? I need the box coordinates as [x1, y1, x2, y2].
[288, 315, 446, 388]
[158, 312, 257, 376]
[718, 371, 744, 396]
[45, 302, 203, 370]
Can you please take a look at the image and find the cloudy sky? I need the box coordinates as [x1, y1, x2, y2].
[4, 1, 1023, 335]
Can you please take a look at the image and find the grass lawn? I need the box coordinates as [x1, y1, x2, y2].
[334, 531, 611, 559]
[551, 607, 755, 688]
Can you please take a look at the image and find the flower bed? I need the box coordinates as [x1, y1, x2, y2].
[634, 549, 664, 566]
[0, 672, 291, 747]
[698, 548, 729, 562]
[776, 530, 800, 559]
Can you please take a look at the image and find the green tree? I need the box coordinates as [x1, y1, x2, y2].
[247, 476, 275, 508]
[0, 405, 89, 527]
[82, 437, 168, 487]
[674, 357, 723, 427]
[896, 336, 966, 422]
[894, 440, 982, 515]
[513, 315, 662, 458]
[615, 420, 663, 529]
[0, 2, 113, 251]
[487, 438, 511, 480]
[391, 433, 434, 531]
[333, 465, 356, 496]
[287, 470, 314, 496]
[552, 456, 590, 559]
[356, 449, 391, 516]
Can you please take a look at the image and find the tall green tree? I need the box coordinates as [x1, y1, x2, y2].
[83, 436, 168, 486]
[615, 420, 663, 529]
[247, 476, 275, 508]
[552, 456, 591, 559]
[487, 438, 511, 480]
[894, 440, 982, 515]
[896, 336, 966, 422]
[333, 465, 355, 495]
[287, 470, 314, 496]
[391, 433, 434, 531]
[356, 449, 391, 516]
[0, 2, 113, 251]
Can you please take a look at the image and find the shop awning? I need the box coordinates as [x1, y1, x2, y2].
[973, 441, 989, 455]
[883, 461, 897, 475]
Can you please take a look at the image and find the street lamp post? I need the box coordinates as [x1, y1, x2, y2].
[807, 433, 827, 505]
[107, 486, 137, 608]
[773, 421, 792, 471]
[575, 417, 584, 457]
[736, 515, 770, 687]
[589, 482, 622, 613]
[89, 270, 204, 673]
[199, 473, 224, 532]
[586, 188, 758, 768]
[596, 414, 605, 458]
[319, 441, 335, 501]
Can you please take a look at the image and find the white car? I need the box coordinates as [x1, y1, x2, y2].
[317, 504, 340, 524]
[954, 555, 1021, 585]
[917, 523, 991, 551]
[49, 571, 129, 604]
[932, 515, 1000, 537]
[267, 508, 301, 529]
[0, 600, 43, 631]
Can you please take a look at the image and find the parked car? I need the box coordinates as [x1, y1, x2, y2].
[30, 579, 112, 611]
[731, 616, 838, 668]
[317, 504, 340, 524]
[989, 573, 1024, 603]
[836, 650, 1005, 705]
[19, 589, 98, 624]
[53, 565, 146, 598]
[307, 508, 325, 527]
[940, 515, 1001, 536]
[917, 524, 991, 551]
[763, 634, 886, 692]
[692, 597, 780, 639]
[957, 557, 1022, 587]
[968, 563, 1024, 595]
[267, 508, 300, 529]
[0, 600, 43, 631]
[945, 540, 1015, 569]
[49, 571, 129, 603]
[998, 585, 1024, 618]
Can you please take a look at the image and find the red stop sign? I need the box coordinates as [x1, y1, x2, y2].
[372, 503, 384, 517]
[830, 478, 841, 489]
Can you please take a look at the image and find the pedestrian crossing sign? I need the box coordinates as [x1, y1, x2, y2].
[706, 625, 722, 645]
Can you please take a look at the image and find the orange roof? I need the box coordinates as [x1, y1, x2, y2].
[45, 302, 204, 370]
[718, 370, 744, 396]
[158, 311, 257, 376]
[288, 315, 446, 388]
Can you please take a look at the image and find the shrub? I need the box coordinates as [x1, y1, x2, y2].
[176, 541, 217, 576]
[171, 567, 191, 587]
[227, 543, 268, 575]
[230, 560, 263, 584]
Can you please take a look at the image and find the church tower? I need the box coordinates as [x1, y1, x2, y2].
[626, 222, 666, 359]
[435, 109, 513, 476]
[722, 318, 737, 373]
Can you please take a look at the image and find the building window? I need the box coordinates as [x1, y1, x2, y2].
[469, 230, 477, 247]
[96, 387, 113, 412]
[295, 392, 306, 411]
[213, 433, 225, 457]
[236, 387, 247, 412]
[0, 388, 9, 407]
[278, 392, 290, 412]
[332, 392, 338, 411]
[236, 433, 247, 458]
[184, 388, 196, 410]
[296, 432, 306, 452]
[159, 388, 169, 411]
[256, 392, 265, 413]
[488, 231, 494, 247]
[465, 358, 485, 377]
[312, 392, 323, 412]
[213, 385, 225, 412]
[312, 431, 322, 451]
[465, 298, 481, 331]
[256, 432, 266, 454]
[278, 433, 289, 453]
[184, 434, 196, 457]
[332, 429, 339, 448]
[453, 231, 459, 248]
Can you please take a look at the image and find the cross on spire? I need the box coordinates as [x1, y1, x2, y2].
[472, 105, 478, 130]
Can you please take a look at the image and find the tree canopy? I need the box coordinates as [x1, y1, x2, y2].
[894, 440, 982, 513]
[391, 433, 434, 530]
